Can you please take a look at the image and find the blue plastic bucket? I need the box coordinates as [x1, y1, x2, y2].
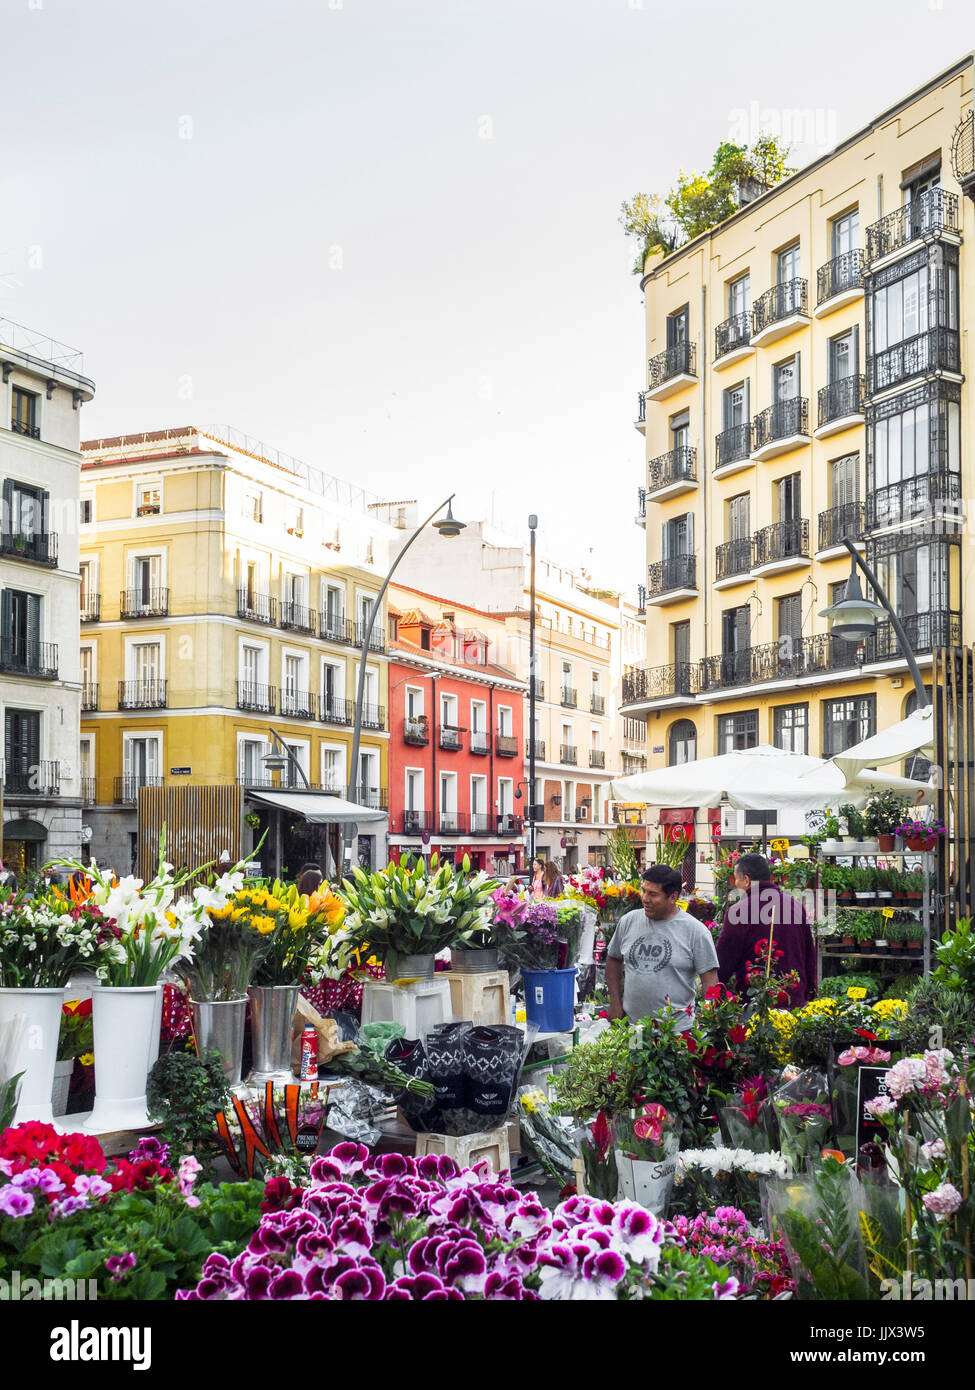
[521, 968, 577, 1033]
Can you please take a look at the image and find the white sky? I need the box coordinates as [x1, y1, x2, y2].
[1, 0, 972, 591]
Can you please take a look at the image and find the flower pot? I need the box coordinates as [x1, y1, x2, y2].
[873, 941, 888, 955]
[0, 986, 65, 1126]
[248, 984, 301, 1084]
[854, 893, 873, 903]
[905, 836, 936, 852]
[390, 954, 436, 982]
[51, 1059, 74, 1117]
[877, 891, 892, 900]
[890, 942, 904, 952]
[190, 996, 248, 1087]
[616, 1150, 678, 1215]
[840, 937, 855, 949]
[821, 840, 844, 855]
[906, 941, 923, 953]
[450, 948, 500, 975]
[838, 891, 854, 904]
[521, 968, 576, 1033]
[877, 835, 895, 852]
[84, 985, 162, 1133]
[906, 892, 922, 902]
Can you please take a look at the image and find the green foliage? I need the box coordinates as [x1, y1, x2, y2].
[549, 1023, 633, 1120]
[773, 1157, 870, 1300]
[619, 134, 795, 271]
[934, 917, 975, 995]
[146, 1047, 231, 1174]
[901, 976, 975, 1052]
[607, 824, 639, 882]
[863, 789, 911, 836]
[817, 972, 882, 1001]
[0, 1072, 23, 1132]
[653, 829, 690, 871]
[839, 805, 866, 840]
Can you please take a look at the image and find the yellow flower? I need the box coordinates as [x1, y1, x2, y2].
[846, 987, 867, 1002]
[64, 999, 81, 1014]
[265, 897, 284, 914]
[78, 1052, 94, 1067]
[209, 905, 232, 921]
[287, 904, 308, 932]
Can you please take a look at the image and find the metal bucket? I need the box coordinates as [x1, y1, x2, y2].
[450, 948, 500, 974]
[190, 996, 248, 1087]
[248, 984, 300, 1083]
[391, 954, 436, 981]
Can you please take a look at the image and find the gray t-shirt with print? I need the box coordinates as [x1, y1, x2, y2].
[607, 907, 719, 1030]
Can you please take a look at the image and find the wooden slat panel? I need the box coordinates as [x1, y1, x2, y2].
[137, 784, 242, 885]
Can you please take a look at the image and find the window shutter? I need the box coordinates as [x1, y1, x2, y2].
[26, 594, 39, 666]
[735, 605, 751, 652]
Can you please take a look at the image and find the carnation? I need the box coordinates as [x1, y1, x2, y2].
[922, 1183, 962, 1219]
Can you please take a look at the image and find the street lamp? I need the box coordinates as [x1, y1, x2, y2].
[344, 495, 466, 866]
[527, 514, 538, 863]
[261, 726, 312, 879]
[818, 538, 929, 708]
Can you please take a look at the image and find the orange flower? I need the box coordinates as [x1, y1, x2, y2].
[821, 1149, 846, 1164]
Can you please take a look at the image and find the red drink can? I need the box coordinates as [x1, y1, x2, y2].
[299, 1027, 318, 1081]
[593, 931, 607, 964]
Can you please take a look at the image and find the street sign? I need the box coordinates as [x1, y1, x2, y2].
[560, 837, 567, 848]
[421, 831, 431, 845]
[170, 766, 191, 776]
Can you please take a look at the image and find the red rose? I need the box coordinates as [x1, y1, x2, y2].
[727, 1025, 748, 1044]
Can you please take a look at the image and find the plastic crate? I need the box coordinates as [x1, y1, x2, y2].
[414, 1125, 510, 1176]
[360, 978, 453, 1038]
[445, 970, 511, 1027]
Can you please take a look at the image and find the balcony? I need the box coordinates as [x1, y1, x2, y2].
[750, 279, 809, 347]
[590, 694, 605, 715]
[751, 519, 810, 576]
[713, 311, 753, 368]
[815, 374, 866, 438]
[11, 420, 40, 440]
[118, 678, 167, 709]
[635, 486, 647, 527]
[867, 327, 961, 398]
[866, 472, 963, 533]
[80, 594, 101, 623]
[560, 744, 578, 765]
[622, 662, 699, 707]
[867, 610, 960, 664]
[279, 689, 316, 720]
[496, 813, 523, 837]
[574, 808, 589, 823]
[81, 777, 96, 806]
[360, 704, 386, 731]
[646, 554, 696, 605]
[635, 390, 647, 432]
[636, 584, 646, 615]
[403, 716, 430, 745]
[438, 810, 468, 834]
[439, 725, 463, 751]
[714, 422, 753, 479]
[4, 758, 61, 797]
[815, 250, 865, 316]
[531, 677, 545, 701]
[321, 613, 354, 645]
[646, 445, 697, 501]
[865, 189, 961, 268]
[495, 733, 518, 757]
[526, 738, 546, 761]
[400, 809, 432, 835]
[236, 681, 276, 714]
[470, 731, 491, 755]
[646, 342, 696, 401]
[280, 601, 317, 636]
[237, 589, 277, 625]
[121, 588, 169, 619]
[817, 503, 865, 557]
[0, 531, 58, 567]
[469, 812, 494, 836]
[715, 537, 753, 588]
[751, 398, 809, 461]
[589, 749, 606, 769]
[81, 682, 99, 712]
[354, 621, 386, 654]
[560, 686, 577, 708]
[321, 695, 354, 726]
[0, 642, 58, 679]
[352, 785, 389, 810]
[114, 774, 163, 805]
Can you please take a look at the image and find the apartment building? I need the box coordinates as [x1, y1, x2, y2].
[622, 58, 974, 855]
[396, 519, 620, 871]
[79, 426, 394, 875]
[387, 586, 527, 873]
[0, 317, 95, 870]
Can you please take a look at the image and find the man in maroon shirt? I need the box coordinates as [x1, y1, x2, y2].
[716, 852, 817, 1006]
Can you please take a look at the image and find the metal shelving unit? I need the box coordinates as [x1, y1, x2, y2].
[815, 847, 933, 989]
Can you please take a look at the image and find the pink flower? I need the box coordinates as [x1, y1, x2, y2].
[178, 1155, 203, 1208]
[921, 1139, 947, 1162]
[0, 1185, 34, 1218]
[838, 1046, 891, 1067]
[106, 1252, 137, 1281]
[922, 1183, 962, 1219]
[864, 1095, 896, 1121]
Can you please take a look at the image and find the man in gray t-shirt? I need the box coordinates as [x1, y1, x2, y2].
[606, 865, 719, 1031]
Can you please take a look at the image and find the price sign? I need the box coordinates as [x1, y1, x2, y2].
[881, 907, 894, 920]
[770, 838, 790, 853]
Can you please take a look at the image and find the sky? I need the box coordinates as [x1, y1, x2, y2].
[1, 0, 972, 591]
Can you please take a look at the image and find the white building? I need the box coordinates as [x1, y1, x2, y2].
[0, 317, 95, 870]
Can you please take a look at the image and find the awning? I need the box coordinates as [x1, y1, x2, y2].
[2, 817, 48, 841]
[245, 791, 387, 824]
[831, 706, 935, 782]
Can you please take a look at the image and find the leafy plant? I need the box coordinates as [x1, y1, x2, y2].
[146, 1048, 231, 1174]
[839, 805, 866, 839]
[653, 829, 690, 871]
[901, 976, 975, 1052]
[934, 917, 975, 995]
[549, 1023, 634, 1120]
[771, 1156, 870, 1300]
[850, 866, 877, 893]
[817, 973, 882, 1001]
[863, 789, 911, 837]
[823, 809, 841, 839]
[607, 824, 639, 882]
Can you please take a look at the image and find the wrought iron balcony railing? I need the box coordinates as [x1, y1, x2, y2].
[622, 662, 698, 704]
[636, 486, 646, 521]
[636, 391, 646, 423]
[0, 531, 58, 567]
[81, 777, 96, 805]
[752, 279, 807, 333]
[865, 189, 960, 264]
[360, 703, 386, 730]
[121, 588, 169, 619]
[439, 725, 463, 751]
[590, 749, 606, 768]
[647, 445, 696, 494]
[818, 502, 865, 551]
[0, 642, 58, 679]
[80, 594, 101, 623]
[81, 682, 99, 711]
[867, 327, 960, 396]
[560, 744, 578, 765]
[470, 731, 491, 755]
[526, 738, 546, 761]
[114, 774, 163, 805]
[714, 422, 751, 470]
[438, 810, 468, 833]
[752, 518, 809, 568]
[236, 681, 275, 713]
[715, 536, 752, 581]
[118, 678, 167, 709]
[531, 677, 545, 700]
[403, 716, 430, 745]
[469, 812, 494, 835]
[869, 610, 960, 661]
[714, 310, 751, 359]
[280, 601, 317, 635]
[647, 342, 696, 390]
[818, 374, 865, 427]
[354, 620, 386, 654]
[321, 613, 354, 644]
[647, 554, 696, 598]
[590, 694, 605, 714]
[496, 813, 523, 836]
[866, 472, 962, 532]
[495, 733, 518, 757]
[352, 785, 389, 810]
[11, 420, 40, 440]
[751, 398, 808, 451]
[320, 695, 353, 725]
[560, 686, 577, 708]
[4, 758, 61, 796]
[816, 249, 864, 304]
[237, 589, 277, 625]
[279, 689, 316, 720]
[401, 809, 432, 834]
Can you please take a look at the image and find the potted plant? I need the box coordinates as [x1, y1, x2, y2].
[901, 870, 923, 902]
[863, 789, 910, 852]
[905, 920, 924, 954]
[850, 912, 877, 953]
[872, 915, 889, 954]
[54, 997, 94, 1116]
[875, 867, 897, 901]
[839, 804, 868, 848]
[851, 865, 876, 902]
[837, 914, 856, 950]
[822, 809, 842, 854]
[886, 919, 907, 952]
[896, 817, 946, 853]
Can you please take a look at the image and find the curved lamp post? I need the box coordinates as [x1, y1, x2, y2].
[261, 725, 312, 878]
[818, 538, 929, 708]
[344, 496, 465, 866]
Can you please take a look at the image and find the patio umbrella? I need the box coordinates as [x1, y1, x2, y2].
[829, 706, 935, 783]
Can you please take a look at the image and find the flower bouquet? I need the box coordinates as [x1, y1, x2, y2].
[670, 1147, 790, 1226]
[615, 1102, 680, 1213]
[515, 1086, 579, 1185]
[0, 897, 118, 988]
[497, 899, 584, 971]
[772, 1070, 832, 1170]
[765, 1153, 871, 1300]
[577, 1110, 619, 1199]
[718, 1075, 779, 1154]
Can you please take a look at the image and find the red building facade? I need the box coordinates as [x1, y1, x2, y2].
[387, 600, 527, 874]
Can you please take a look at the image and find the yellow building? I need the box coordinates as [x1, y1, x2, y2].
[623, 57, 973, 846]
[78, 425, 394, 876]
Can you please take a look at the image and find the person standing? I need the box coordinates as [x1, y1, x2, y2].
[542, 859, 564, 898]
[297, 863, 323, 896]
[716, 852, 817, 1006]
[606, 865, 719, 1029]
[529, 857, 545, 899]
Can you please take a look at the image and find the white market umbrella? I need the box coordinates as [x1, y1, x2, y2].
[830, 706, 935, 783]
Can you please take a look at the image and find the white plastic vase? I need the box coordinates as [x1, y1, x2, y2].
[578, 907, 597, 964]
[84, 986, 162, 1133]
[0, 987, 64, 1126]
[616, 1151, 678, 1215]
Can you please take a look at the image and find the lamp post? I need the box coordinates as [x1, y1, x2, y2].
[818, 539, 929, 708]
[344, 496, 465, 867]
[527, 514, 538, 863]
[261, 725, 311, 880]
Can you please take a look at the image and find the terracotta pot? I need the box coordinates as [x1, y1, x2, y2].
[878, 834, 895, 852]
[906, 836, 936, 852]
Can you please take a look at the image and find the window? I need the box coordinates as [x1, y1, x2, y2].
[831, 209, 859, 258]
[776, 474, 801, 523]
[3, 479, 47, 539]
[284, 742, 310, 789]
[80, 646, 94, 690]
[498, 778, 514, 818]
[405, 684, 424, 719]
[497, 705, 512, 737]
[123, 733, 161, 785]
[722, 604, 750, 655]
[671, 411, 690, 452]
[773, 703, 808, 754]
[440, 771, 458, 816]
[357, 749, 379, 801]
[718, 710, 758, 754]
[729, 274, 750, 317]
[238, 736, 270, 784]
[830, 455, 859, 507]
[870, 388, 961, 493]
[726, 494, 750, 541]
[132, 642, 161, 684]
[663, 513, 693, 558]
[470, 775, 487, 818]
[822, 695, 876, 756]
[242, 490, 262, 523]
[5, 709, 40, 786]
[136, 483, 161, 516]
[441, 692, 458, 727]
[11, 389, 38, 438]
[80, 497, 93, 525]
[669, 719, 697, 765]
[666, 306, 689, 346]
[874, 539, 958, 627]
[828, 328, 857, 382]
[323, 584, 345, 639]
[672, 621, 690, 668]
[723, 382, 749, 429]
[132, 555, 162, 607]
[776, 594, 802, 644]
[904, 689, 933, 781]
[240, 644, 263, 686]
[1, 589, 40, 666]
[405, 768, 424, 813]
[777, 243, 801, 284]
[774, 355, 799, 401]
[322, 745, 347, 794]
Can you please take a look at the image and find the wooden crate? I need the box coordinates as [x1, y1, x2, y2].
[414, 1126, 511, 1175]
[445, 970, 511, 1027]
